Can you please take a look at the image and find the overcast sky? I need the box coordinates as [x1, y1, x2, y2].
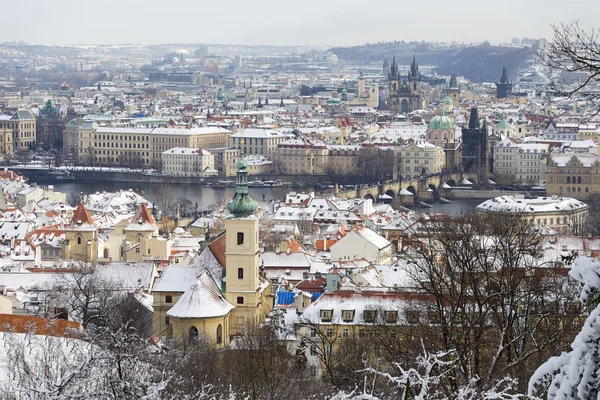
[5, 0, 599, 46]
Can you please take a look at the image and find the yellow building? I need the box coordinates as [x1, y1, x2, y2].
[120, 203, 172, 262]
[151, 151, 272, 344]
[77, 124, 231, 168]
[0, 110, 35, 152]
[546, 153, 600, 200]
[396, 141, 445, 177]
[62, 203, 98, 265]
[229, 128, 287, 157]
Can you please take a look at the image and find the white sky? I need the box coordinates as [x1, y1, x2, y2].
[5, 0, 600, 46]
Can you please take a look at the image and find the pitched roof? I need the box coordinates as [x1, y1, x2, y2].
[166, 271, 234, 319]
[71, 203, 94, 225]
[208, 233, 227, 267]
[133, 203, 155, 225]
[0, 314, 82, 337]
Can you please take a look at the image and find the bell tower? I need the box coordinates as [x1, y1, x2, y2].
[224, 148, 264, 334]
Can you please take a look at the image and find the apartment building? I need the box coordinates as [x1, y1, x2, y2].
[395, 141, 445, 177]
[161, 148, 216, 177]
[546, 153, 600, 199]
[0, 109, 36, 152]
[229, 128, 287, 157]
[494, 141, 549, 185]
[77, 123, 231, 167]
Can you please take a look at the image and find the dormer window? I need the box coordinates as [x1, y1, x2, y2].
[320, 309, 333, 322]
[364, 310, 377, 323]
[342, 310, 355, 322]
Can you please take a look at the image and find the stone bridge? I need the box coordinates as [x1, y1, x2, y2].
[335, 173, 476, 205]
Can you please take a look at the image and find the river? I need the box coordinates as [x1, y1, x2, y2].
[46, 181, 484, 215]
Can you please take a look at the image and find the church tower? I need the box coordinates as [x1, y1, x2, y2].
[448, 73, 460, 105]
[62, 203, 98, 265]
[387, 54, 422, 114]
[497, 67, 513, 98]
[224, 149, 271, 335]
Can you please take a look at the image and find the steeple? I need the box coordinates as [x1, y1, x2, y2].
[410, 54, 418, 79]
[468, 107, 480, 130]
[500, 67, 509, 84]
[226, 145, 257, 218]
[449, 73, 458, 89]
[390, 55, 398, 79]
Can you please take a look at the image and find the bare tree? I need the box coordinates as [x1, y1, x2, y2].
[545, 22, 600, 114]
[402, 212, 583, 394]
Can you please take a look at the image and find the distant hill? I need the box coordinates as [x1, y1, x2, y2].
[328, 42, 534, 82]
[435, 44, 534, 82]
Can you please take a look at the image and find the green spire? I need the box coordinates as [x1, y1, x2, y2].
[226, 145, 257, 218]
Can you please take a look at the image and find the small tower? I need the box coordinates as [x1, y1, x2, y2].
[122, 203, 159, 262]
[448, 73, 460, 105]
[63, 203, 98, 265]
[497, 67, 513, 98]
[224, 149, 270, 334]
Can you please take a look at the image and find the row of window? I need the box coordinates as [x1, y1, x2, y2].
[319, 309, 434, 324]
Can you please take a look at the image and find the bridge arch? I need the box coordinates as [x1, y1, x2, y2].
[406, 186, 416, 195]
[384, 189, 396, 199]
[364, 193, 376, 202]
[447, 179, 457, 187]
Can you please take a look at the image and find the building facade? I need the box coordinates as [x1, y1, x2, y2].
[546, 153, 600, 199]
[386, 55, 422, 114]
[229, 128, 287, 157]
[77, 125, 231, 168]
[162, 147, 216, 177]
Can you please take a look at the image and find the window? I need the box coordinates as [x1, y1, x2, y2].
[310, 327, 317, 337]
[238, 268, 244, 279]
[363, 310, 377, 323]
[384, 311, 398, 323]
[320, 310, 333, 322]
[310, 344, 317, 356]
[165, 295, 172, 303]
[342, 310, 354, 322]
[165, 316, 170, 325]
[428, 311, 441, 324]
[136, 247, 140, 254]
[326, 328, 333, 337]
[77, 236, 82, 245]
[237, 232, 244, 245]
[359, 328, 365, 337]
[406, 311, 420, 324]
[342, 328, 349, 338]
[237, 296, 244, 304]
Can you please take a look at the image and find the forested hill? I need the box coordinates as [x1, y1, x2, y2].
[328, 42, 534, 82]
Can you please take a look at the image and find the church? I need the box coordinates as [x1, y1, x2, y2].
[151, 151, 273, 346]
[386, 55, 422, 114]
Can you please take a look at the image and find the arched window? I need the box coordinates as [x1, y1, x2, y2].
[567, 176, 571, 183]
[578, 176, 582, 184]
[578, 187, 581, 192]
[567, 187, 571, 192]
[216, 324, 223, 344]
[238, 268, 244, 279]
[585, 187, 589, 192]
[77, 235, 82, 245]
[237, 232, 244, 245]
[237, 296, 244, 304]
[189, 326, 198, 344]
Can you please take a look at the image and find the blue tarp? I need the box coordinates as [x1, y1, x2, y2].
[311, 292, 324, 302]
[276, 291, 295, 305]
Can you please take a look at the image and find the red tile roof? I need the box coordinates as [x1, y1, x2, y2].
[208, 233, 227, 267]
[133, 203, 155, 225]
[71, 203, 94, 225]
[0, 314, 83, 337]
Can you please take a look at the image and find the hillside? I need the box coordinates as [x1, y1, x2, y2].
[435, 44, 534, 82]
[328, 42, 534, 82]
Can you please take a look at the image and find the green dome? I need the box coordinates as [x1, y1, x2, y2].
[226, 152, 257, 218]
[495, 118, 511, 129]
[442, 96, 453, 105]
[428, 115, 454, 130]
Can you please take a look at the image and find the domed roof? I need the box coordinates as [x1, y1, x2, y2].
[495, 118, 512, 129]
[428, 115, 454, 130]
[442, 96, 453, 105]
[226, 152, 257, 218]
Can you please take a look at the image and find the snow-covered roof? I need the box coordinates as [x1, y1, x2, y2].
[166, 271, 234, 319]
[476, 195, 589, 214]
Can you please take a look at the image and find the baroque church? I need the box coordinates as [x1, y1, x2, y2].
[151, 151, 272, 346]
[385, 55, 422, 114]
